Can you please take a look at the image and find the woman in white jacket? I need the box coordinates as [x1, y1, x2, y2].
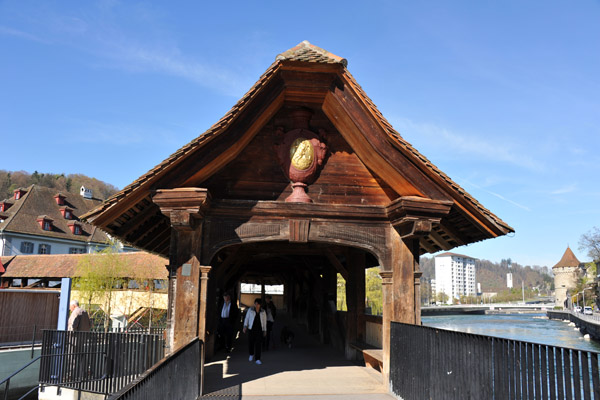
[243, 298, 267, 364]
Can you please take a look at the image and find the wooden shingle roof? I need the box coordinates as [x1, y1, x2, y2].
[82, 41, 513, 256]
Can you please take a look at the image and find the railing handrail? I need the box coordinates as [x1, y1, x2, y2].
[390, 320, 600, 400]
[39, 329, 165, 396]
[108, 337, 202, 400]
[0, 355, 41, 387]
[1, 355, 41, 400]
[418, 318, 600, 355]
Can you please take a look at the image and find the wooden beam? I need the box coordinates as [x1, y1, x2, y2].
[114, 201, 159, 238]
[143, 227, 171, 253]
[151, 235, 171, 256]
[217, 247, 241, 272]
[135, 220, 170, 249]
[223, 259, 261, 288]
[179, 90, 286, 187]
[419, 238, 438, 254]
[438, 222, 466, 246]
[428, 229, 453, 251]
[325, 249, 348, 281]
[322, 92, 423, 198]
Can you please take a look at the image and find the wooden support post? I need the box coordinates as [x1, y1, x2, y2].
[173, 252, 200, 350]
[349, 248, 366, 343]
[153, 188, 211, 353]
[204, 270, 218, 361]
[411, 238, 422, 326]
[391, 231, 418, 324]
[380, 270, 393, 385]
[198, 266, 212, 343]
[345, 249, 358, 359]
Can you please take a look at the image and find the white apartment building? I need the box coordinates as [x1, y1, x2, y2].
[434, 252, 476, 304]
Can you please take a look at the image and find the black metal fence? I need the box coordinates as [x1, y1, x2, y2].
[108, 338, 203, 400]
[390, 321, 600, 400]
[39, 330, 164, 396]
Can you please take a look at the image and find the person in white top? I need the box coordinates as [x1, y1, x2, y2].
[243, 298, 267, 364]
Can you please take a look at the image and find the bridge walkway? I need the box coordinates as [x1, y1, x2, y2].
[202, 312, 391, 399]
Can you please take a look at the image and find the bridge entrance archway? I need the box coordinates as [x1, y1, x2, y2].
[206, 241, 381, 361]
[83, 42, 513, 387]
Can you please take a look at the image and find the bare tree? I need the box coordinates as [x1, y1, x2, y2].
[580, 226, 600, 262]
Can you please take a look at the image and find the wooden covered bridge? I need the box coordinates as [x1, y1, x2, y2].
[82, 41, 512, 396]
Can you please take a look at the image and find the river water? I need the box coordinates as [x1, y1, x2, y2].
[422, 313, 600, 353]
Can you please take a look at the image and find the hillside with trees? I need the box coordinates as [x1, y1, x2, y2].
[0, 170, 118, 201]
[420, 256, 553, 304]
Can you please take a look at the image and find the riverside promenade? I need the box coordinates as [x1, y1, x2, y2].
[547, 309, 600, 340]
[201, 313, 393, 400]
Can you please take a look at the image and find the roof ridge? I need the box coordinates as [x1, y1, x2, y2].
[276, 40, 348, 66]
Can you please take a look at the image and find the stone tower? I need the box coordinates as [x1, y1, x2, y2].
[553, 247, 582, 308]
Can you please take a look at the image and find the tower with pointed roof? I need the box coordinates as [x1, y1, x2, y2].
[553, 246, 583, 308]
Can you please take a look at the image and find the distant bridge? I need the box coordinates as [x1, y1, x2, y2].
[422, 303, 555, 316]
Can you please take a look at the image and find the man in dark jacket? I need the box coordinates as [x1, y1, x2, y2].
[68, 300, 91, 331]
[217, 292, 239, 352]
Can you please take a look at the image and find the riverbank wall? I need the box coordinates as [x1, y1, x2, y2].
[547, 310, 600, 341]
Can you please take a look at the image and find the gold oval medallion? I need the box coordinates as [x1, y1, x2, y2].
[290, 138, 314, 170]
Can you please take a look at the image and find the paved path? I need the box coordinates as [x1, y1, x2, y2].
[202, 313, 393, 399]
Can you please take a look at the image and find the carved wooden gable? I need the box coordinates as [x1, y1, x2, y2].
[201, 107, 398, 205]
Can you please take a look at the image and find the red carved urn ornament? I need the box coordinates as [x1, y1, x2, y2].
[274, 109, 328, 203]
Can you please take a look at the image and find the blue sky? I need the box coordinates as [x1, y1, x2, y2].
[1, 1, 599, 268]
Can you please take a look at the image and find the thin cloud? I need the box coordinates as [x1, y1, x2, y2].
[551, 184, 577, 195]
[101, 41, 249, 97]
[392, 117, 544, 172]
[0, 25, 48, 43]
[4, 7, 251, 97]
[458, 177, 531, 212]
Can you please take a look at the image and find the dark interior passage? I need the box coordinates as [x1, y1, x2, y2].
[205, 242, 380, 363]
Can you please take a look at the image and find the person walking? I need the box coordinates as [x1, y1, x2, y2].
[67, 300, 91, 381]
[243, 298, 267, 365]
[264, 295, 276, 350]
[217, 292, 238, 352]
[67, 300, 91, 331]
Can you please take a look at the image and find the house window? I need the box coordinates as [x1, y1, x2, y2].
[69, 247, 84, 254]
[43, 221, 51, 231]
[38, 244, 51, 254]
[74, 225, 81, 235]
[65, 210, 71, 219]
[20, 241, 34, 254]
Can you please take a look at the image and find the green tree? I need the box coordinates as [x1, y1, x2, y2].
[73, 242, 127, 332]
[436, 292, 449, 304]
[365, 267, 382, 315]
